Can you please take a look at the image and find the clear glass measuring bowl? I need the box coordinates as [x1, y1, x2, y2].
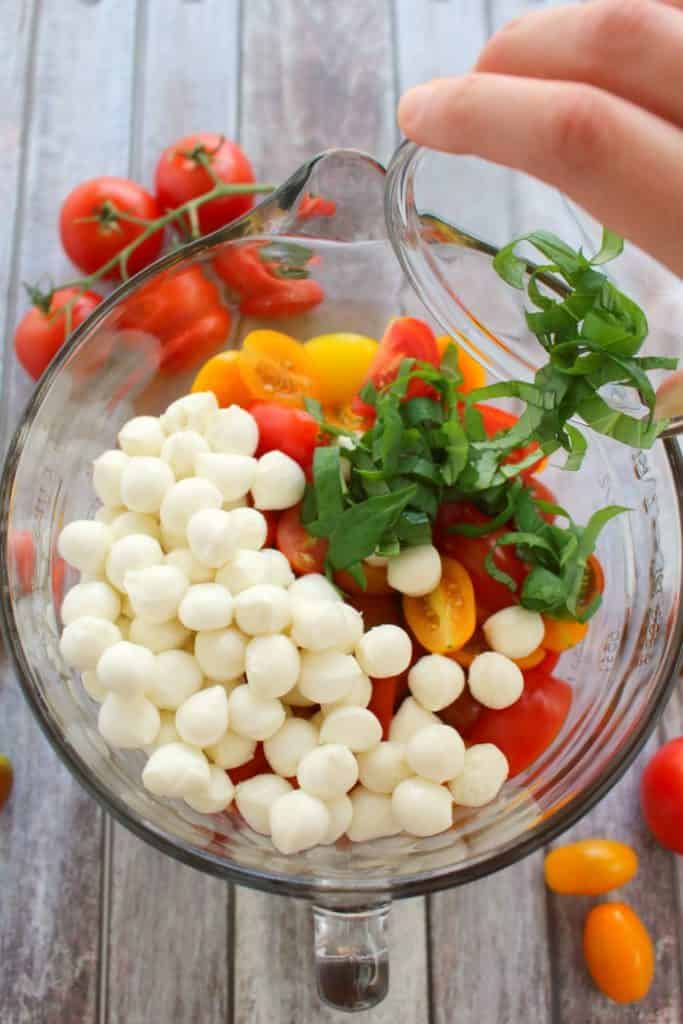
[1, 148, 682, 1013]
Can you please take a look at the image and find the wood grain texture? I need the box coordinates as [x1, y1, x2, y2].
[105, 3, 238, 1021]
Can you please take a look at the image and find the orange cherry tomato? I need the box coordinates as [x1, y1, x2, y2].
[543, 617, 589, 652]
[336, 562, 392, 597]
[436, 334, 486, 393]
[583, 902, 654, 1004]
[544, 839, 638, 895]
[514, 646, 547, 670]
[403, 557, 476, 655]
[239, 330, 321, 408]
[191, 350, 251, 407]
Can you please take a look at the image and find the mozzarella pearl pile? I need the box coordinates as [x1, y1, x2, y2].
[57, 390, 515, 855]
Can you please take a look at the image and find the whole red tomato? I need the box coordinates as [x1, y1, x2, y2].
[641, 739, 683, 853]
[14, 288, 102, 379]
[59, 177, 163, 278]
[155, 133, 255, 235]
[213, 241, 324, 320]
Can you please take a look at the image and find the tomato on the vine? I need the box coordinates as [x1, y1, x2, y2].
[214, 242, 324, 320]
[640, 738, 683, 853]
[276, 505, 328, 575]
[14, 288, 102, 380]
[155, 133, 255, 235]
[251, 403, 322, 474]
[352, 317, 440, 419]
[59, 177, 163, 278]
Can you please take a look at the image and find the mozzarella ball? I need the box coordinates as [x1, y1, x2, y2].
[336, 604, 365, 653]
[61, 580, 121, 626]
[357, 742, 412, 794]
[388, 697, 440, 744]
[110, 510, 162, 542]
[356, 625, 412, 678]
[251, 451, 306, 510]
[184, 764, 235, 814]
[116, 616, 131, 640]
[161, 392, 218, 435]
[124, 565, 189, 624]
[320, 707, 382, 753]
[195, 452, 257, 503]
[164, 548, 214, 584]
[483, 606, 545, 660]
[176, 685, 230, 748]
[229, 507, 268, 551]
[120, 457, 175, 515]
[186, 508, 238, 569]
[144, 710, 180, 753]
[245, 634, 300, 698]
[161, 526, 188, 552]
[206, 404, 259, 456]
[178, 583, 234, 631]
[297, 744, 359, 800]
[234, 584, 291, 636]
[95, 505, 124, 525]
[281, 684, 316, 708]
[142, 741, 210, 797]
[469, 651, 524, 710]
[288, 573, 341, 604]
[98, 693, 160, 749]
[118, 416, 164, 456]
[96, 640, 157, 699]
[215, 550, 265, 594]
[260, 549, 295, 588]
[206, 730, 257, 770]
[81, 670, 107, 703]
[146, 650, 203, 709]
[269, 790, 331, 854]
[320, 795, 353, 845]
[235, 774, 293, 835]
[387, 544, 442, 597]
[106, 534, 163, 591]
[290, 600, 354, 652]
[60, 617, 121, 671]
[160, 477, 222, 539]
[59, 520, 112, 576]
[408, 654, 465, 712]
[195, 628, 246, 681]
[228, 685, 285, 740]
[449, 743, 509, 807]
[346, 788, 401, 842]
[392, 778, 453, 837]
[129, 616, 189, 654]
[161, 430, 209, 480]
[224, 496, 248, 510]
[321, 671, 372, 713]
[405, 724, 465, 783]
[93, 450, 129, 506]
[298, 651, 364, 704]
[263, 718, 318, 777]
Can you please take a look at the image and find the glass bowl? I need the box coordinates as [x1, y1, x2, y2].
[1, 148, 681, 1012]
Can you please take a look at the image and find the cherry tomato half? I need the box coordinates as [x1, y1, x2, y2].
[640, 738, 683, 853]
[368, 676, 403, 739]
[251, 403, 321, 473]
[336, 562, 392, 597]
[345, 593, 404, 631]
[351, 317, 440, 419]
[14, 288, 102, 380]
[436, 334, 486, 393]
[403, 557, 476, 655]
[544, 839, 638, 895]
[305, 333, 378, 408]
[228, 743, 270, 785]
[191, 351, 251, 407]
[477, 404, 546, 479]
[276, 504, 328, 575]
[239, 330, 321, 408]
[439, 688, 483, 737]
[583, 902, 654, 1004]
[59, 177, 163, 278]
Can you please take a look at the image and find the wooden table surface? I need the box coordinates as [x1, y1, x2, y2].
[1, 1, 682, 1021]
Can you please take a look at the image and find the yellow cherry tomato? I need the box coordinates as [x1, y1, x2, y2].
[191, 350, 251, 407]
[543, 616, 589, 652]
[239, 329, 321, 408]
[544, 839, 638, 895]
[403, 558, 476, 655]
[305, 332, 378, 406]
[583, 902, 654, 1004]
[436, 334, 486, 393]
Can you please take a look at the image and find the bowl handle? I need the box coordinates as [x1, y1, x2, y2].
[312, 902, 390, 1012]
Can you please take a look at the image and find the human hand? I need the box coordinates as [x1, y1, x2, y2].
[398, 0, 683, 279]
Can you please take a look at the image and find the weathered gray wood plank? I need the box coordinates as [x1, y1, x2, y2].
[395, 0, 488, 87]
[105, 3, 239, 1021]
[0, 3, 137, 1022]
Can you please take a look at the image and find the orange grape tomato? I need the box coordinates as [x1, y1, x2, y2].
[335, 562, 393, 597]
[544, 839, 638, 895]
[239, 330, 321, 408]
[542, 616, 589, 652]
[514, 646, 547, 670]
[436, 334, 486, 393]
[403, 557, 476, 655]
[304, 332, 378, 407]
[191, 350, 251, 407]
[583, 902, 654, 1004]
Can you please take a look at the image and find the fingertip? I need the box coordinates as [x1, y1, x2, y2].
[397, 84, 435, 141]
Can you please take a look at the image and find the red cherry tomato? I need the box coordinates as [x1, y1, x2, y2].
[262, 511, 279, 548]
[9, 530, 35, 594]
[14, 288, 102, 380]
[439, 687, 483, 737]
[214, 242, 324, 319]
[468, 670, 572, 777]
[251, 403, 321, 474]
[640, 738, 683, 853]
[477, 404, 546, 480]
[155, 133, 255, 235]
[435, 501, 528, 612]
[298, 193, 337, 219]
[240, 279, 324, 319]
[368, 676, 403, 739]
[228, 743, 269, 785]
[59, 177, 163, 278]
[276, 504, 328, 575]
[523, 476, 558, 523]
[351, 317, 440, 419]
